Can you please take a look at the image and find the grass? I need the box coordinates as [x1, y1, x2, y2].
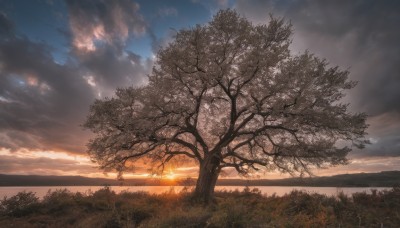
[0, 186, 399, 227]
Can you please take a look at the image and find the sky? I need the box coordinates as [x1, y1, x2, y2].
[0, 0, 399, 179]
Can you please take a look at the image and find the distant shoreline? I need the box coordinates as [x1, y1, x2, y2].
[0, 171, 399, 187]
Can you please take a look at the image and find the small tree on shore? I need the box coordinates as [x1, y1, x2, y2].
[84, 10, 368, 203]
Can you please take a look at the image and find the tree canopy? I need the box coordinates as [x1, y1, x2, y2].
[84, 9, 368, 202]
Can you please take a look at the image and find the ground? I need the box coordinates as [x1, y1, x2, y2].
[1, 186, 400, 227]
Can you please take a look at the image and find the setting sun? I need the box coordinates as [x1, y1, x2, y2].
[165, 171, 176, 180]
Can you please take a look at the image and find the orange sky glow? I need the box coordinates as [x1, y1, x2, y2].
[1, 147, 399, 180]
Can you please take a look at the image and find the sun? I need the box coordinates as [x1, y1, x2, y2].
[165, 171, 176, 180]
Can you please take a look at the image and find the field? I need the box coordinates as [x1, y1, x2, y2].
[1, 186, 399, 227]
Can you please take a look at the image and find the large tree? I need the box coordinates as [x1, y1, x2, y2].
[84, 10, 368, 203]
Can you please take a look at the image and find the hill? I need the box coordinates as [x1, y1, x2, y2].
[218, 171, 400, 187]
[0, 171, 399, 187]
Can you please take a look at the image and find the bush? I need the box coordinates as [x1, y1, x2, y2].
[90, 186, 116, 210]
[0, 187, 400, 227]
[208, 198, 251, 228]
[42, 189, 76, 213]
[0, 191, 39, 217]
[142, 207, 211, 228]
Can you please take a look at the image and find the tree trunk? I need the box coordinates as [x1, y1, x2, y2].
[194, 154, 221, 204]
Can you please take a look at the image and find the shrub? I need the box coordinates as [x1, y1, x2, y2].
[0, 191, 40, 217]
[142, 207, 211, 228]
[208, 201, 250, 228]
[42, 189, 76, 213]
[1, 187, 400, 227]
[90, 186, 117, 210]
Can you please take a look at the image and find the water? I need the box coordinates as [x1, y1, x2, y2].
[0, 186, 391, 199]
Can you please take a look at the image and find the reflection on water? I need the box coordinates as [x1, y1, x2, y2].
[0, 186, 391, 199]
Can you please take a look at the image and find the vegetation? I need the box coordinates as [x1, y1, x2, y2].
[1, 187, 399, 227]
[84, 9, 368, 203]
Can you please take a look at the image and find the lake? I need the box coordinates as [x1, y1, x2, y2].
[0, 186, 391, 199]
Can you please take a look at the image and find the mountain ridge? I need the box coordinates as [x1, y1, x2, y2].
[0, 171, 399, 187]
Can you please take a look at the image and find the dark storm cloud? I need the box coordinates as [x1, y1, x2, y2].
[0, 8, 150, 154]
[0, 12, 14, 36]
[362, 113, 400, 157]
[236, 0, 400, 116]
[236, 0, 400, 157]
[0, 13, 94, 153]
[74, 44, 151, 97]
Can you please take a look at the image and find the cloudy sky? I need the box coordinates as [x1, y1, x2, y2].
[0, 0, 399, 179]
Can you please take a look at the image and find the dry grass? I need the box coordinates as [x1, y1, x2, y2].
[1, 186, 399, 227]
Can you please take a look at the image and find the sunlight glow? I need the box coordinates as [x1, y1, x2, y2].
[0, 148, 91, 164]
[165, 171, 176, 180]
